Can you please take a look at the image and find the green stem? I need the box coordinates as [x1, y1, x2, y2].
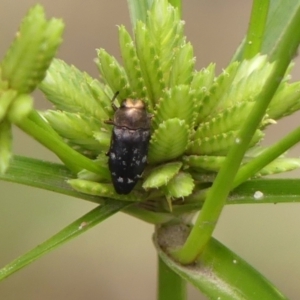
[158, 256, 186, 300]
[233, 125, 300, 188]
[171, 5, 300, 264]
[243, 0, 270, 59]
[18, 114, 109, 178]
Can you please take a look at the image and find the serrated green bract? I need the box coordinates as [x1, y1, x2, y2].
[135, 21, 165, 106]
[118, 25, 146, 99]
[143, 162, 182, 189]
[153, 85, 194, 129]
[97, 49, 132, 99]
[188, 129, 264, 156]
[68, 179, 142, 202]
[40, 59, 111, 122]
[169, 42, 195, 86]
[194, 102, 256, 139]
[163, 172, 194, 198]
[149, 118, 189, 164]
[183, 155, 226, 172]
[44, 110, 109, 156]
[255, 158, 300, 177]
[0, 5, 64, 93]
[268, 82, 300, 120]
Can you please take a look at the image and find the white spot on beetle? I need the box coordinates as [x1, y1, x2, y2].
[142, 155, 147, 163]
[110, 152, 116, 159]
[117, 177, 124, 183]
[128, 178, 134, 183]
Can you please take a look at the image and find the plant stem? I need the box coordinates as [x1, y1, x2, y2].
[158, 255, 186, 300]
[243, 0, 270, 59]
[233, 125, 300, 188]
[171, 4, 300, 264]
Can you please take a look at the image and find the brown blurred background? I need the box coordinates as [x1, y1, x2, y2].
[1, 1, 300, 299]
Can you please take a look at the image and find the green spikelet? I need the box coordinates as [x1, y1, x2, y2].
[255, 158, 300, 177]
[148, 118, 189, 164]
[40, 59, 111, 121]
[146, 0, 185, 85]
[196, 62, 239, 123]
[268, 82, 300, 120]
[118, 25, 147, 99]
[194, 102, 256, 139]
[169, 42, 195, 86]
[68, 179, 142, 202]
[188, 129, 264, 156]
[153, 85, 195, 129]
[1, 5, 64, 93]
[163, 172, 194, 198]
[44, 110, 108, 154]
[183, 155, 226, 172]
[143, 162, 182, 189]
[135, 21, 165, 105]
[97, 49, 132, 99]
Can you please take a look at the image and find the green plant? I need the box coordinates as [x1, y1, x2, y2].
[1, 0, 300, 299]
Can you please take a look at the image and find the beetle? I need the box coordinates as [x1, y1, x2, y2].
[106, 94, 152, 194]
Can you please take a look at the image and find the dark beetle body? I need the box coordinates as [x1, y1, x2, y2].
[107, 99, 151, 194]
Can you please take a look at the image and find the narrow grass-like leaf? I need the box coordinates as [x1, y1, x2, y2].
[0, 203, 129, 281]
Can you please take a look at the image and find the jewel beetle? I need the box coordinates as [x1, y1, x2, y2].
[106, 94, 152, 194]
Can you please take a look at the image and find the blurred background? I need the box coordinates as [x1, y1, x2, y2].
[1, 1, 300, 299]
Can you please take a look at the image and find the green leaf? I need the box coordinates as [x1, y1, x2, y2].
[155, 224, 288, 300]
[234, 0, 300, 61]
[0, 203, 129, 281]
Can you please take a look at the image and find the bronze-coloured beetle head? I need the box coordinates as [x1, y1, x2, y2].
[113, 99, 151, 130]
